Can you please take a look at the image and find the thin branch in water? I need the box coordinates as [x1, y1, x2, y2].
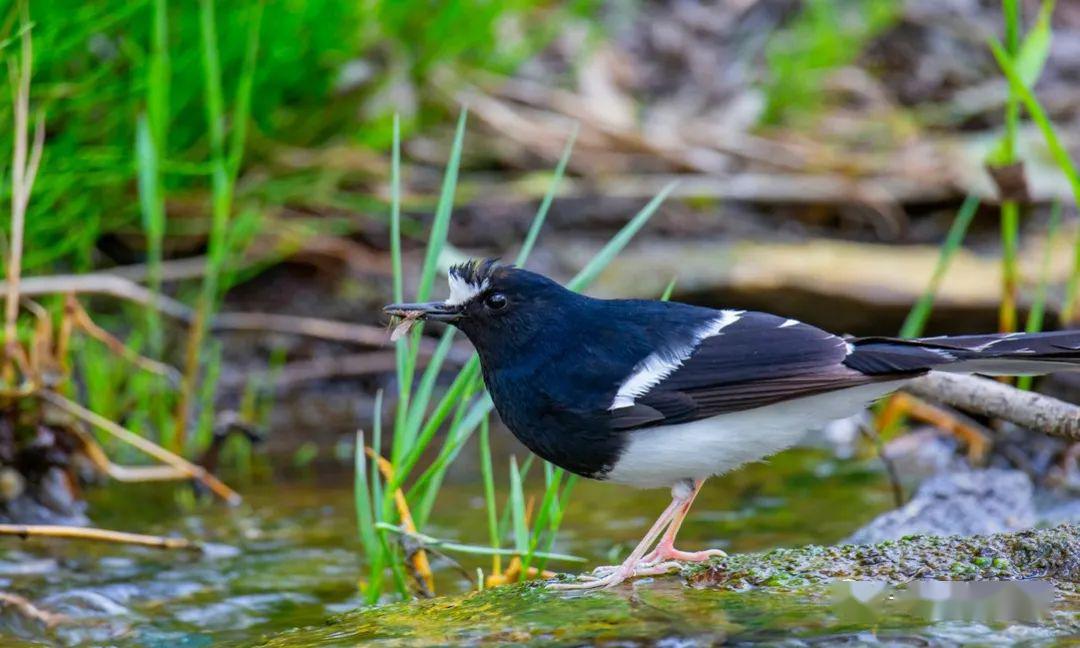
[39, 390, 241, 505]
[0, 591, 67, 628]
[888, 391, 991, 463]
[374, 522, 584, 562]
[61, 422, 191, 483]
[0, 524, 201, 551]
[860, 422, 904, 508]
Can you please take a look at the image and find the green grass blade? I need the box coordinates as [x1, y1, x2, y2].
[198, 0, 226, 162]
[497, 455, 534, 541]
[415, 108, 468, 303]
[394, 108, 467, 463]
[1016, 0, 1055, 87]
[478, 415, 500, 575]
[226, 0, 264, 179]
[535, 474, 578, 573]
[1002, 0, 1021, 156]
[148, 0, 169, 150]
[135, 116, 166, 357]
[515, 125, 577, 266]
[401, 327, 456, 449]
[1023, 200, 1058, 334]
[371, 389, 385, 524]
[1017, 201, 1062, 390]
[390, 114, 414, 464]
[411, 377, 481, 526]
[521, 462, 563, 575]
[173, 0, 237, 449]
[391, 114, 404, 304]
[390, 360, 481, 490]
[990, 39, 1080, 321]
[568, 182, 675, 291]
[365, 390, 388, 603]
[354, 430, 378, 560]
[994, 0, 1024, 333]
[899, 194, 980, 338]
[509, 455, 528, 558]
[140, 0, 170, 361]
[660, 277, 677, 302]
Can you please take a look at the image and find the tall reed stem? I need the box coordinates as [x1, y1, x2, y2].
[4, 10, 42, 381]
[997, 0, 1022, 334]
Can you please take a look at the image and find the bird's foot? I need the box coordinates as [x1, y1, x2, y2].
[548, 560, 682, 590]
[640, 545, 726, 568]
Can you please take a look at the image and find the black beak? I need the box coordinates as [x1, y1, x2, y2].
[382, 301, 463, 323]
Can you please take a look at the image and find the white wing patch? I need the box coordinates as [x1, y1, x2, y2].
[445, 273, 488, 306]
[779, 318, 800, 328]
[610, 310, 743, 410]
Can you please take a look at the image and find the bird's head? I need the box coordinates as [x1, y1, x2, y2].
[383, 259, 576, 362]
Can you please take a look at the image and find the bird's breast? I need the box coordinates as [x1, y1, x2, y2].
[482, 366, 626, 480]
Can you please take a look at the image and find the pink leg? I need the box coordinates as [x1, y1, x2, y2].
[549, 483, 689, 590]
[640, 479, 725, 566]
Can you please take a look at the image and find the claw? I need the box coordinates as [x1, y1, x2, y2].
[549, 565, 634, 590]
[548, 558, 689, 591]
[640, 547, 726, 568]
[548, 479, 722, 592]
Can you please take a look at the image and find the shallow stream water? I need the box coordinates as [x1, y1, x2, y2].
[0, 449, 1075, 645]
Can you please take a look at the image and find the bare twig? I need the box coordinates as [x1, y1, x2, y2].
[219, 351, 399, 390]
[66, 296, 182, 385]
[218, 345, 469, 391]
[8, 274, 195, 321]
[0, 524, 201, 551]
[0, 275, 441, 353]
[885, 391, 991, 463]
[60, 423, 191, 483]
[905, 372, 1080, 440]
[39, 390, 242, 504]
[211, 312, 389, 346]
[860, 423, 904, 508]
[0, 591, 67, 627]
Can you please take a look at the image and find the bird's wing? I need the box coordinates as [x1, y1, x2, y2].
[608, 311, 896, 428]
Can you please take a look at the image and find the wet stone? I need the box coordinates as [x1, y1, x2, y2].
[846, 469, 1035, 544]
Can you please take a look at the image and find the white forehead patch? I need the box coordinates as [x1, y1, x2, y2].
[445, 273, 488, 306]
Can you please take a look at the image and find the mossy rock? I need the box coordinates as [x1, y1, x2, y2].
[254, 525, 1080, 647]
[685, 523, 1080, 588]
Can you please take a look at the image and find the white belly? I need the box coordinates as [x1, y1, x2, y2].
[603, 380, 908, 488]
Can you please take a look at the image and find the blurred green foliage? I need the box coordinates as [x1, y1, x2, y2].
[0, 0, 580, 275]
[763, 0, 899, 125]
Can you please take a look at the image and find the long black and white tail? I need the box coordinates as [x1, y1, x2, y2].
[844, 330, 1080, 377]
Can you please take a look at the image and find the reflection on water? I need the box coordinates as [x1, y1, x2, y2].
[833, 579, 1055, 625]
[0, 449, 1073, 646]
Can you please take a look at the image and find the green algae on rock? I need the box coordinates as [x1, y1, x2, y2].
[253, 525, 1080, 647]
[684, 523, 1080, 589]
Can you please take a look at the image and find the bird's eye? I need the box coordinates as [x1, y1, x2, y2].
[485, 293, 508, 311]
